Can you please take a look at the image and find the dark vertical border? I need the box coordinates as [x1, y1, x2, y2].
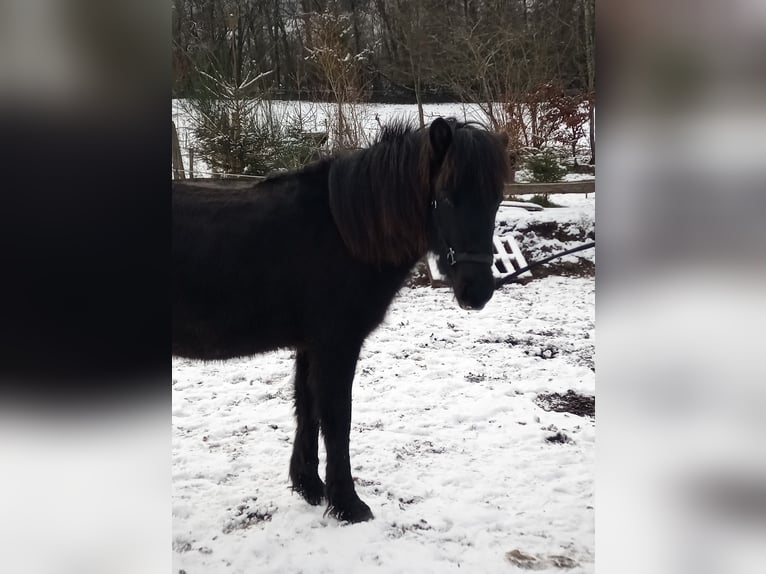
[0, 7, 170, 408]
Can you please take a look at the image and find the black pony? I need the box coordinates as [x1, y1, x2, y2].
[172, 118, 510, 523]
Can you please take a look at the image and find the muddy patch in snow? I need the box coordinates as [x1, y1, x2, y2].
[505, 548, 579, 570]
[536, 390, 595, 418]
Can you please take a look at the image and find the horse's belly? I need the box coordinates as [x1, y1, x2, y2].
[172, 297, 304, 360]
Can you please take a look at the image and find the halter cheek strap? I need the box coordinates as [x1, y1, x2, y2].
[431, 200, 495, 267]
[446, 248, 495, 266]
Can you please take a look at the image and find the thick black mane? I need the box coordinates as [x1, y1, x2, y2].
[328, 119, 430, 266]
[374, 118, 418, 144]
[327, 118, 508, 266]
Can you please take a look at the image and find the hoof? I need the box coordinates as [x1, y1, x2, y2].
[291, 474, 326, 506]
[326, 497, 374, 523]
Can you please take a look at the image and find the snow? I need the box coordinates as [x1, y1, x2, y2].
[171, 99, 492, 137]
[514, 169, 595, 185]
[171, 100, 593, 178]
[173, 273, 595, 573]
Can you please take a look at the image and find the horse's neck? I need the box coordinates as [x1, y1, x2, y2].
[327, 142, 432, 266]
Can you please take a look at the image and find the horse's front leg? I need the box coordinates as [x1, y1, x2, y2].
[289, 350, 325, 505]
[312, 341, 373, 523]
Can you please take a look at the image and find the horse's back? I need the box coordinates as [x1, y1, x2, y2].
[172, 175, 330, 359]
[171, 164, 413, 361]
[175, 178, 261, 191]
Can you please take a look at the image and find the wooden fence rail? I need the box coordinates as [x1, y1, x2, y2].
[504, 180, 594, 197]
[182, 175, 596, 197]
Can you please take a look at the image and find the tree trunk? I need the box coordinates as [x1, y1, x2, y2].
[588, 99, 595, 165]
[349, 0, 362, 59]
[272, 0, 281, 87]
[416, 84, 425, 128]
[373, 0, 399, 62]
[582, 0, 595, 164]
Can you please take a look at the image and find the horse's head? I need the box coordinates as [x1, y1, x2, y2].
[427, 118, 510, 310]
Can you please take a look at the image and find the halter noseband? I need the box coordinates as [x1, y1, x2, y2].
[431, 200, 495, 267]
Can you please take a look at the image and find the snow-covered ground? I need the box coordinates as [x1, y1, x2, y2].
[173, 276, 595, 572]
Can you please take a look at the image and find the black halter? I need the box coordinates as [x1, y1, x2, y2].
[431, 199, 495, 266]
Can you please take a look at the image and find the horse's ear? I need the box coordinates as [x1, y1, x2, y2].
[498, 131, 509, 148]
[429, 117, 453, 162]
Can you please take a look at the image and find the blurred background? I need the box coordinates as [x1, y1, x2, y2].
[598, 1, 766, 573]
[0, 1, 170, 573]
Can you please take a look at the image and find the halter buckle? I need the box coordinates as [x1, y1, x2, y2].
[447, 247, 456, 266]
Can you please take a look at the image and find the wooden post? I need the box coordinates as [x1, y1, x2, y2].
[172, 120, 186, 180]
[188, 148, 194, 179]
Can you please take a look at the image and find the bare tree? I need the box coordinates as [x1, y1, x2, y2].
[304, 5, 372, 149]
[172, 0, 596, 170]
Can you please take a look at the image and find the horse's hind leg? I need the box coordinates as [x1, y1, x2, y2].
[289, 350, 325, 505]
[313, 342, 374, 523]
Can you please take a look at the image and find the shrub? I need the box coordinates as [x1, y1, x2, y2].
[182, 65, 327, 177]
[189, 98, 325, 176]
[526, 149, 567, 183]
[527, 194, 563, 208]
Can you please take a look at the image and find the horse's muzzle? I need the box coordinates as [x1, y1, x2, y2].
[457, 299, 487, 311]
[453, 268, 495, 311]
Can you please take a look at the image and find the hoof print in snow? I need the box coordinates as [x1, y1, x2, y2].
[545, 432, 573, 444]
[536, 390, 595, 418]
[505, 549, 579, 570]
[172, 539, 193, 553]
[394, 439, 447, 459]
[389, 519, 432, 538]
[397, 495, 424, 509]
[465, 371, 486, 383]
[223, 502, 274, 534]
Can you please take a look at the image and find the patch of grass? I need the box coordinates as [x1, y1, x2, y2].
[527, 194, 563, 208]
[504, 193, 563, 208]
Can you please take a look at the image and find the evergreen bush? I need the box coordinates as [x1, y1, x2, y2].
[526, 149, 567, 183]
